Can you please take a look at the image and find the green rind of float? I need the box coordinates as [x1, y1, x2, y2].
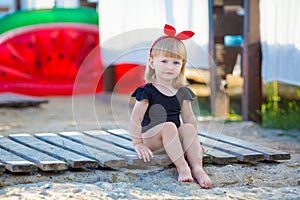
[0, 7, 98, 34]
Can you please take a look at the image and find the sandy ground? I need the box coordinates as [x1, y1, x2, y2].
[0, 94, 299, 200]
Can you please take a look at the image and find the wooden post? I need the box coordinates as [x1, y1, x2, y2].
[16, 0, 21, 10]
[103, 65, 115, 92]
[208, 0, 217, 115]
[209, 0, 229, 118]
[242, 0, 262, 122]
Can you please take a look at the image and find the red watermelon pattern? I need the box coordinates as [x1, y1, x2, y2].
[0, 9, 103, 96]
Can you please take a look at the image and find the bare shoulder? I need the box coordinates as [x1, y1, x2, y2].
[136, 99, 148, 104]
[133, 99, 149, 110]
[181, 99, 194, 114]
[181, 99, 192, 108]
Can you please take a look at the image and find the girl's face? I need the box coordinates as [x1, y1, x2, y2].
[149, 54, 183, 82]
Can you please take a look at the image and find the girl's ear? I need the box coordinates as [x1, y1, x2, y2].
[148, 57, 154, 69]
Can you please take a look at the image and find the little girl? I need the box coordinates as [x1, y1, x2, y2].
[129, 24, 212, 189]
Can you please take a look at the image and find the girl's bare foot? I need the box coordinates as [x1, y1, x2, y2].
[191, 167, 212, 189]
[177, 167, 194, 182]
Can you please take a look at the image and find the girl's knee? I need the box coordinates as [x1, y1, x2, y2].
[162, 122, 178, 137]
[161, 122, 178, 134]
[180, 123, 197, 132]
[179, 124, 198, 137]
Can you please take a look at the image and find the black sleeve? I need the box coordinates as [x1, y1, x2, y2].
[131, 84, 151, 101]
[183, 87, 196, 101]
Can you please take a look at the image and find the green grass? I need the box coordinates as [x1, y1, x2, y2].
[261, 99, 300, 130]
[227, 108, 243, 122]
[260, 81, 300, 130]
[192, 97, 211, 117]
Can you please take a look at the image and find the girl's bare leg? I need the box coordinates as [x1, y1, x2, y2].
[143, 122, 193, 182]
[178, 124, 212, 188]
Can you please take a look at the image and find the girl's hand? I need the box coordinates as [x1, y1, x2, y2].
[201, 144, 205, 153]
[134, 143, 154, 162]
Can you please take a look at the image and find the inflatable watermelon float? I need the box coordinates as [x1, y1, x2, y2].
[0, 8, 103, 96]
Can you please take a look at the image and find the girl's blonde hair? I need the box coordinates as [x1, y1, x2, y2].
[145, 37, 188, 89]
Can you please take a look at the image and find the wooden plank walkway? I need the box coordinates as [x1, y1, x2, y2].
[9, 134, 98, 169]
[0, 129, 291, 173]
[201, 135, 265, 162]
[0, 135, 66, 172]
[198, 132, 291, 161]
[36, 132, 127, 167]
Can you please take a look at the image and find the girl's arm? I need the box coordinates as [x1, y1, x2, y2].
[181, 100, 197, 129]
[181, 99, 206, 152]
[129, 99, 153, 162]
[129, 99, 148, 145]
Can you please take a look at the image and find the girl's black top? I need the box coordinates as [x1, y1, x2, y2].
[131, 83, 195, 133]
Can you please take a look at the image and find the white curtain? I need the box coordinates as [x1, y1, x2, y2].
[55, 0, 79, 8]
[98, 0, 209, 68]
[20, 0, 79, 9]
[260, 0, 300, 86]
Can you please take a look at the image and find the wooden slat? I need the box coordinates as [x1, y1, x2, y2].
[85, 130, 173, 166]
[214, 0, 243, 6]
[9, 134, 98, 169]
[0, 135, 66, 171]
[200, 134, 265, 162]
[36, 132, 127, 168]
[199, 133, 291, 161]
[216, 45, 241, 73]
[185, 68, 210, 83]
[0, 147, 37, 173]
[203, 146, 238, 164]
[226, 74, 243, 88]
[189, 84, 210, 97]
[0, 7, 9, 12]
[106, 129, 238, 164]
[106, 129, 132, 140]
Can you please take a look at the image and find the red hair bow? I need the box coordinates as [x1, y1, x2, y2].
[150, 24, 194, 55]
[164, 24, 194, 40]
